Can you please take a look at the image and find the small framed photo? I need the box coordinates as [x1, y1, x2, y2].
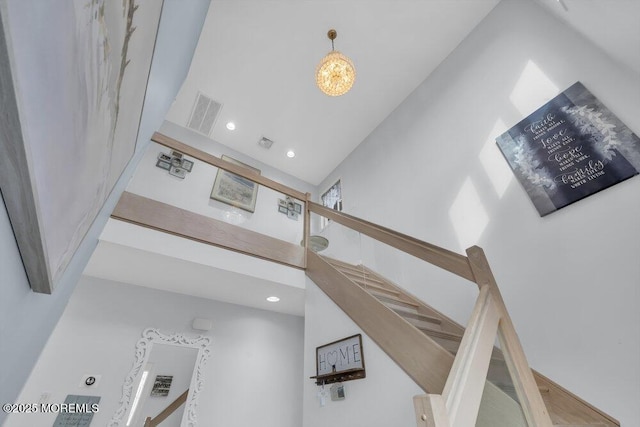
[169, 166, 186, 179]
[150, 375, 173, 397]
[156, 159, 171, 170]
[278, 198, 287, 208]
[171, 151, 183, 160]
[181, 158, 194, 172]
[287, 210, 299, 220]
[278, 205, 288, 214]
[171, 157, 182, 168]
[158, 152, 171, 162]
[294, 202, 302, 214]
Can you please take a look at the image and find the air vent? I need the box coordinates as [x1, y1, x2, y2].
[258, 136, 274, 149]
[187, 92, 222, 136]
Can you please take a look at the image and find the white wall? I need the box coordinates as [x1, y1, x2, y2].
[7, 276, 304, 427]
[303, 278, 424, 427]
[128, 120, 315, 244]
[0, 3, 211, 423]
[315, 0, 639, 425]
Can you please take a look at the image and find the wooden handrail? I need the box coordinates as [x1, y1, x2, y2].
[308, 201, 475, 282]
[144, 388, 189, 427]
[152, 132, 307, 201]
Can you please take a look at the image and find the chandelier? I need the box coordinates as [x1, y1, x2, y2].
[316, 29, 356, 97]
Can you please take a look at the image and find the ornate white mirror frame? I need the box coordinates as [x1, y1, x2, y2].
[109, 328, 212, 427]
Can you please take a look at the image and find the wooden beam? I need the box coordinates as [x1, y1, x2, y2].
[308, 202, 475, 282]
[306, 250, 455, 393]
[111, 192, 305, 268]
[151, 132, 307, 200]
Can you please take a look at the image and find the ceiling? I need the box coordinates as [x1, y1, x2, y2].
[85, 0, 640, 315]
[165, 0, 502, 185]
[165, 0, 640, 186]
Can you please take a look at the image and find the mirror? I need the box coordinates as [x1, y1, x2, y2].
[109, 328, 211, 427]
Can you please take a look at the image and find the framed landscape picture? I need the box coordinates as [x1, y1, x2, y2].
[496, 82, 640, 216]
[210, 155, 261, 212]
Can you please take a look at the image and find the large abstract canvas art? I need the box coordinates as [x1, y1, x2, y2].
[0, 0, 163, 292]
[496, 82, 640, 216]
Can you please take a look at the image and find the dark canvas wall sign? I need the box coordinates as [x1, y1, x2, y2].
[496, 82, 640, 216]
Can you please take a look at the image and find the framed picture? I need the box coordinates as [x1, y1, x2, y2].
[0, 0, 164, 293]
[312, 334, 366, 385]
[169, 166, 186, 179]
[171, 150, 183, 160]
[156, 159, 171, 170]
[278, 205, 288, 214]
[211, 155, 261, 212]
[158, 152, 171, 162]
[171, 157, 182, 168]
[293, 202, 302, 214]
[181, 158, 194, 172]
[150, 375, 173, 397]
[496, 82, 640, 216]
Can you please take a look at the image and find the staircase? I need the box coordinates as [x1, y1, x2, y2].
[318, 256, 619, 427]
[123, 133, 621, 427]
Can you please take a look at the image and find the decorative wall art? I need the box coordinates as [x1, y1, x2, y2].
[496, 82, 640, 216]
[0, 0, 164, 293]
[311, 334, 365, 386]
[210, 155, 261, 212]
[277, 197, 303, 220]
[156, 151, 194, 179]
[150, 375, 173, 397]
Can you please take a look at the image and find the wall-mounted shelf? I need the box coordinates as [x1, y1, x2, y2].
[310, 368, 366, 386]
[311, 334, 366, 386]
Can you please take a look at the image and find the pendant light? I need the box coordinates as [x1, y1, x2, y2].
[315, 29, 356, 96]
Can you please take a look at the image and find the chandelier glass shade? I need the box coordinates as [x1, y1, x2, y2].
[316, 29, 355, 96]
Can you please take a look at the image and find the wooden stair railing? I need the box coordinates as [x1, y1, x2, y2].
[143, 388, 189, 427]
[307, 202, 619, 427]
[113, 132, 619, 427]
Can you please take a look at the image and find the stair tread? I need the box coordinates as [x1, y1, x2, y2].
[355, 281, 400, 296]
[339, 269, 387, 285]
[391, 307, 441, 325]
[417, 326, 463, 341]
[371, 293, 421, 309]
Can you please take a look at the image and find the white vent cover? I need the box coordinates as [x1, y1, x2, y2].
[187, 92, 222, 136]
[258, 136, 274, 149]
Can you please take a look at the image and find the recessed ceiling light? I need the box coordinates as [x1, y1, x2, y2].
[226, 122, 236, 131]
[266, 296, 280, 303]
[286, 150, 295, 158]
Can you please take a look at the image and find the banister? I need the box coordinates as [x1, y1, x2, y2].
[151, 132, 307, 201]
[308, 201, 475, 282]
